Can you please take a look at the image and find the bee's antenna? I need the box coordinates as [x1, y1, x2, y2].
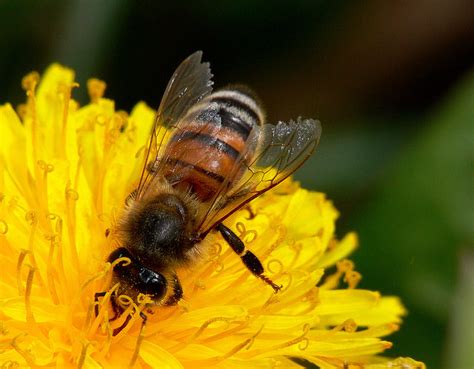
[128, 311, 148, 369]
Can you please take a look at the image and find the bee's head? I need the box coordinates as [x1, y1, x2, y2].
[108, 247, 167, 302]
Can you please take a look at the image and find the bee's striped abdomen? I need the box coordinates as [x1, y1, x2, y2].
[163, 88, 264, 201]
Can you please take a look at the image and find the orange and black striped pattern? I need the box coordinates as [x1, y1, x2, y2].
[163, 88, 264, 201]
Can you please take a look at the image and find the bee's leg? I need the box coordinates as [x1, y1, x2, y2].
[216, 223, 282, 293]
[125, 188, 138, 206]
[95, 291, 126, 335]
[109, 294, 124, 322]
[94, 291, 106, 317]
[110, 294, 133, 336]
[163, 274, 183, 306]
[95, 291, 119, 319]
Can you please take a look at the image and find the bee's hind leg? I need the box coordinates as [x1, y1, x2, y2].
[216, 223, 282, 293]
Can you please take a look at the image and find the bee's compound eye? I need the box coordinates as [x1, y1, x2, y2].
[108, 248, 168, 301]
[137, 267, 167, 299]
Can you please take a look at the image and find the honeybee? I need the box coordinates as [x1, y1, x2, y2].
[98, 51, 321, 323]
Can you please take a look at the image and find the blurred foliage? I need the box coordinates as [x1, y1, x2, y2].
[0, 1, 473, 368]
[345, 72, 473, 369]
[299, 67, 473, 369]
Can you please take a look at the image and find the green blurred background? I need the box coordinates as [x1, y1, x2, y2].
[0, 1, 472, 368]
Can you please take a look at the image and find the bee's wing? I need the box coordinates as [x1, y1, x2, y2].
[136, 51, 214, 199]
[197, 118, 322, 236]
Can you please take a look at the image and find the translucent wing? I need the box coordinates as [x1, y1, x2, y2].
[136, 51, 214, 199]
[197, 117, 322, 236]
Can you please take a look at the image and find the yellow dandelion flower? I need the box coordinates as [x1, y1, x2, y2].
[0, 64, 426, 369]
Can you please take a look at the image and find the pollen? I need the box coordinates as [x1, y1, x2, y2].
[0, 64, 426, 369]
